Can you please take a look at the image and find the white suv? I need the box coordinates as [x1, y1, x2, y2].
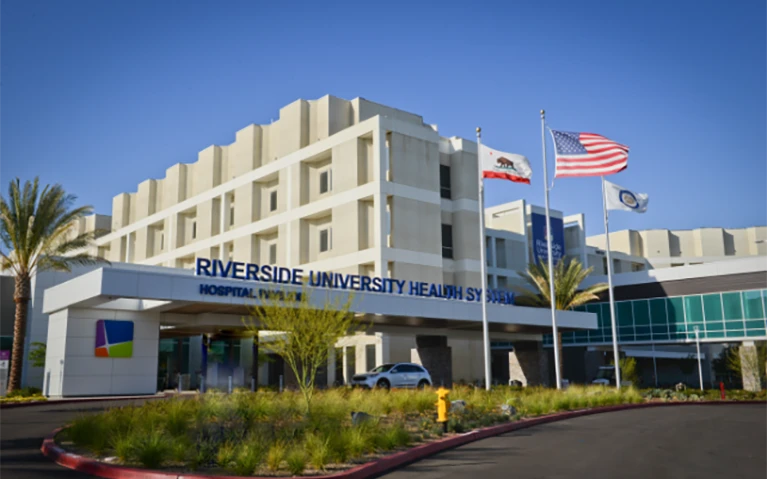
[351, 363, 432, 389]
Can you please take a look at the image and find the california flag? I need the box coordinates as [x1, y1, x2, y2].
[604, 179, 649, 213]
[479, 144, 532, 184]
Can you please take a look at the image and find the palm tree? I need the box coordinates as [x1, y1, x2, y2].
[515, 258, 608, 383]
[0, 178, 107, 393]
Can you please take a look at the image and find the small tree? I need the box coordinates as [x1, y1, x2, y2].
[515, 258, 608, 380]
[28, 342, 46, 368]
[243, 286, 361, 413]
[611, 356, 639, 386]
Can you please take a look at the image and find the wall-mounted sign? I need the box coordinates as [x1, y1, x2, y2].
[195, 258, 515, 305]
[531, 212, 564, 266]
[95, 320, 134, 358]
[0, 350, 10, 397]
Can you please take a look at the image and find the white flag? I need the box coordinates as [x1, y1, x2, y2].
[479, 144, 532, 184]
[605, 180, 648, 213]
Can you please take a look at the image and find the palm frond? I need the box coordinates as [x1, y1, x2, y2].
[516, 257, 608, 311]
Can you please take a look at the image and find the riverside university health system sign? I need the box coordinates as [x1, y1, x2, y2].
[531, 212, 564, 265]
[194, 258, 515, 306]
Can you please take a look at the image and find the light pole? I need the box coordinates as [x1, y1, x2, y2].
[694, 327, 703, 391]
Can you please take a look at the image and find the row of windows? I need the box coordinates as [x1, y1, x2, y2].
[544, 289, 767, 346]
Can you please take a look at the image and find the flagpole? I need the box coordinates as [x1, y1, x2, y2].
[541, 110, 562, 390]
[476, 127, 492, 391]
[601, 176, 622, 388]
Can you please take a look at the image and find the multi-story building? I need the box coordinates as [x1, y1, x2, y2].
[2, 95, 764, 396]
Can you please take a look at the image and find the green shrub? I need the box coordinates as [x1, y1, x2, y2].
[286, 448, 307, 475]
[231, 439, 266, 476]
[133, 430, 170, 468]
[306, 433, 332, 471]
[266, 442, 287, 471]
[215, 442, 237, 469]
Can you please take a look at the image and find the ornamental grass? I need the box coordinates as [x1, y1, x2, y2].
[58, 384, 752, 475]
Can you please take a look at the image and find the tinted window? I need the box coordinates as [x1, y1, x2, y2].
[320, 229, 330, 252]
[320, 170, 330, 194]
[270, 190, 278, 211]
[440, 165, 451, 199]
[441, 224, 453, 259]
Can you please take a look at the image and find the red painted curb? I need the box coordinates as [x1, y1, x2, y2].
[1, 394, 169, 409]
[41, 400, 765, 479]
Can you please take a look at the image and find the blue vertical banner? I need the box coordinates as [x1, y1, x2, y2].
[531, 212, 565, 266]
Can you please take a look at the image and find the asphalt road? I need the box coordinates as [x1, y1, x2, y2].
[382, 404, 766, 479]
[0, 401, 764, 479]
[1, 399, 154, 479]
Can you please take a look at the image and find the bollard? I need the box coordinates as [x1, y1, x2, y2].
[279, 375, 284, 393]
[177, 374, 183, 394]
[251, 377, 255, 392]
[720, 381, 726, 400]
[200, 375, 206, 394]
[228, 376, 233, 394]
[435, 387, 450, 433]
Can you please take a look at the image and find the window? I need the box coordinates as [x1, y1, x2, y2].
[269, 190, 277, 212]
[269, 244, 277, 264]
[319, 170, 331, 194]
[441, 224, 453, 259]
[320, 228, 331, 253]
[229, 204, 235, 226]
[440, 165, 451, 199]
[160, 233, 164, 250]
[191, 221, 197, 239]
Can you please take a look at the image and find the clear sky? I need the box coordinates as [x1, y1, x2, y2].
[2, 0, 765, 236]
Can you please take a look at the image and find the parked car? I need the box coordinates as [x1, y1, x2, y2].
[351, 363, 432, 389]
[592, 366, 633, 387]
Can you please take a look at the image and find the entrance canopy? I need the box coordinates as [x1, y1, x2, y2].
[43, 263, 596, 336]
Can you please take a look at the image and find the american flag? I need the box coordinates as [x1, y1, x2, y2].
[551, 130, 629, 177]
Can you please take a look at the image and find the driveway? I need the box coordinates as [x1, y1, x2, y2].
[381, 404, 766, 479]
[1, 399, 155, 479]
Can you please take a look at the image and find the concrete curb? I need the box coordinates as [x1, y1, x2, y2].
[41, 400, 765, 479]
[1, 393, 168, 409]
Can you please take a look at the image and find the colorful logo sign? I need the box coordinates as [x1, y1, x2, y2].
[95, 320, 134, 358]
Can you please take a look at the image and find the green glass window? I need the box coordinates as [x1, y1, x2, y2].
[667, 297, 686, 332]
[725, 329, 745, 338]
[601, 304, 613, 327]
[747, 329, 767, 337]
[635, 326, 651, 336]
[702, 294, 723, 321]
[586, 304, 602, 327]
[744, 320, 766, 331]
[633, 300, 650, 326]
[742, 291, 764, 320]
[651, 325, 669, 340]
[705, 329, 725, 339]
[684, 295, 704, 326]
[617, 302, 633, 327]
[650, 299, 667, 325]
[722, 292, 743, 320]
[725, 320, 744, 331]
[618, 327, 635, 341]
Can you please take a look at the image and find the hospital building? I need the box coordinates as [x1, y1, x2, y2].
[1, 95, 765, 396]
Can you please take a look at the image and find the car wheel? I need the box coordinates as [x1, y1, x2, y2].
[376, 378, 391, 390]
[417, 379, 430, 389]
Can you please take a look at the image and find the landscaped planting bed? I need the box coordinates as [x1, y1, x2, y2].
[55, 385, 760, 476]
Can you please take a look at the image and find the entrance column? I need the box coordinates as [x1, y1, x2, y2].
[740, 341, 763, 392]
[508, 341, 550, 387]
[412, 335, 452, 387]
[44, 307, 160, 397]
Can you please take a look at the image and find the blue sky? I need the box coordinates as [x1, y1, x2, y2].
[2, 0, 765, 235]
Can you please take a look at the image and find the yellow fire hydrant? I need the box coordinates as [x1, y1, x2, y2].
[435, 387, 450, 432]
